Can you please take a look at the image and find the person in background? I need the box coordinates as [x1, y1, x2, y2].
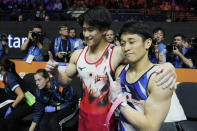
[29, 69, 76, 131]
[0, 33, 8, 56]
[150, 27, 167, 64]
[105, 29, 120, 46]
[51, 25, 72, 62]
[69, 27, 84, 50]
[0, 57, 34, 131]
[44, 15, 50, 22]
[170, 34, 197, 68]
[20, 24, 50, 62]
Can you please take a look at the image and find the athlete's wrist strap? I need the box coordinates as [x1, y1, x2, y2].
[105, 97, 125, 130]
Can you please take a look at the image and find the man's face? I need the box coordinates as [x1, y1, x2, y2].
[153, 30, 164, 43]
[59, 27, 69, 37]
[174, 36, 183, 47]
[18, 15, 23, 21]
[120, 33, 150, 63]
[105, 30, 115, 43]
[32, 27, 42, 35]
[82, 22, 103, 47]
[69, 29, 76, 38]
[45, 16, 50, 21]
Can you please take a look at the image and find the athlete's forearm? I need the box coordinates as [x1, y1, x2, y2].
[120, 107, 160, 131]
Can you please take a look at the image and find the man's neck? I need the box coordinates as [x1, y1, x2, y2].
[88, 39, 109, 54]
[61, 36, 67, 40]
[128, 55, 153, 81]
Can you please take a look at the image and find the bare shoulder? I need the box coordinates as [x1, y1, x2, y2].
[70, 49, 83, 64]
[115, 65, 126, 79]
[111, 46, 125, 71]
[148, 73, 173, 100]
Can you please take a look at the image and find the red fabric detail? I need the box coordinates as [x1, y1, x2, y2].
[89, 73, 92, 77]
[85, 44, 111, 64]
[109, 46, 115, 73]
[95, 57, 104, 68]
[78, 109, 115, 131]
[80, 80, 111, 114]
[126, 95, 129, 99]
[76, 48, 85, 64]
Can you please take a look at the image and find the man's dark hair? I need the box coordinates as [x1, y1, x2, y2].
[153, 27, 165, 37]
[119, 22, 152, 42]
[173, 33, 185, 41]
[59, 24, 68, 30]
[69, 27, 76, 32]
[32, 24, 43, 30]
[35, 69, 49, 79]
[79, 6, 111, 31]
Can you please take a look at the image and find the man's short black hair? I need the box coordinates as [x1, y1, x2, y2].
[119, 22, 152, 42]
[59, 24, 68, 30]
[153, 27, 165, 37]
[69, 27, 76, 31]
[79, 6, 111, 31]
[173, 33, 185, 41]
[32, 24, 43, 30]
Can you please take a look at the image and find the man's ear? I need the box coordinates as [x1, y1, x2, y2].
[145, 38, 152, 50]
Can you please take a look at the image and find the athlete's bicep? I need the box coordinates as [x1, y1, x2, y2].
[65, 49, 82, 78]
[144, 73, 173, 129]
[115, 65, 125, 79]
[111, 46, 125, 71]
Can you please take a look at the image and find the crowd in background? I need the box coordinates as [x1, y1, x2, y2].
[0, 22, 197, 69]
[0, 0, 197, 21]
[0, 0, 197, 68]
[0, 0, 196, 12]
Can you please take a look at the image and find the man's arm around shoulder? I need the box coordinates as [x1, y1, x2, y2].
[120, 73, 173, 131]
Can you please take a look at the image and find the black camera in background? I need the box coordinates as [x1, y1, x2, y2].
[0, 21, 197, 59]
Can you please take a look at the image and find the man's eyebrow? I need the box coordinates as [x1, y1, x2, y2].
[83, 26, 94, 28]
[128, 38, 135, 41]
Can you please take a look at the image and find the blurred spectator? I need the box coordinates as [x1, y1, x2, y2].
[45, 1, 54, 11]
[168, 34, 197, 68]
[53, 0, 62, 10]
[105, 29, 115, 44]
[105, 29, 120, 45]
[69, 27, 84, 50]
[160, 1, 171, 11]
[35, 6, 46, 21]
[20, 24, 50, 62]
[51, 25, 72, 62]
[44, 15, 50, 21]
[151, 27, 167, 64]
[0, 33, 8, 56]
[18, 14, 23, 22]
[0, 57, 34, 131]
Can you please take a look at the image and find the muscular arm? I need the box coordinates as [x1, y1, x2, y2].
[178, 52, 194, 68]
[52, 49, 82, 86]
[119, 74, 173, 131]
[12, 86, 25, 108]
[111, 46, 126, 72]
